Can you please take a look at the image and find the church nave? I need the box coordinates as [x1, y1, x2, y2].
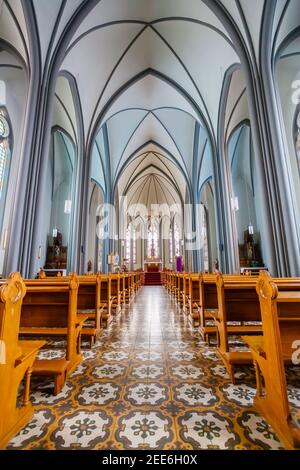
[6, 286, 295, 451]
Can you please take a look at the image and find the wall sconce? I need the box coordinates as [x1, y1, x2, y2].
[248, 225, 254, 235]
[64, 200, 72, 214]
[2, 229, 8, 250]
[53, 228, 58, 238]
[231, 196, 239, 212]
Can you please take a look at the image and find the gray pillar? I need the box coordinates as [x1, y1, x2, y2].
[259, 0, 300, 276]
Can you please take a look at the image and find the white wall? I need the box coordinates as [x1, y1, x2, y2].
[0, 58, 28, 275]
[88, 182, 104, 272]
[276, 55, 300, 220]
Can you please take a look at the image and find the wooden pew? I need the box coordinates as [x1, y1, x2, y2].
[99, 275, 112, 327]
[0, 273, 45, 449]
[214, 274, 300, 382]
[214, 274, 262, 381]
[129, 273, 135, 298]
[133, 273, 139, 294]
[177, 274, 184, 306]
[171, 273, 178, 299]
[189, 274, 201, 326]
[36, 273, 103, 344]
[119, 273, 126, 306]
[198, 274, 260, 343]
[165, 271, 171, 293]
[124, 274, 130, 303]
[244, 272, 300, 449]
[20, 275, 88, 378]
[110, 274, 121, 316]
[168, 272, 174, 295]
[75, 274, 102, 346]
[198, 273, 219, 342]
[137, 271, 143, 290]
[182, 274, 191, 316]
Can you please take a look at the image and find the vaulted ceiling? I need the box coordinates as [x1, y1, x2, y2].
[1, 0, 299, 213]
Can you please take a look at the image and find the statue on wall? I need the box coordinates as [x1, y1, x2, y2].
[244, 231, 255, 261]
[53, 229, 62, 259]
[53, 230, 62, 248]
[214, 258, 220, 273]
[87, 260, 92, 273]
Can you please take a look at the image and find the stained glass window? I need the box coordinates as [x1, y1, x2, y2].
[174, 222, 180, 257]
[169, 228, 173, 262]
[200, 204, 209, 271]
[132, 227, 137, 264]
[126, 226, 131, 261]
[147, 222, 159, 258]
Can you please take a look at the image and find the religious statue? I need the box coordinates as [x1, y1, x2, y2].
[53, 230, 62, 248]
[87, 260, 92, 273]
[214, 258, 220, 273]
[53, 229, 62, 260]
[122, 257, 128, 272]
[244, 231, 255, 261]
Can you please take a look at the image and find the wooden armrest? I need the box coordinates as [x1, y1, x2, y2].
[242, 336, 266, 359]
[15, 340, 46, 366]
[76, 314, 90, 328]
[205, 309, 218, 318]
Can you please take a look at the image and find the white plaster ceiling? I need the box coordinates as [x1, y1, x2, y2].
[1, 0, 300, 212]
[118, 149, 185, 216]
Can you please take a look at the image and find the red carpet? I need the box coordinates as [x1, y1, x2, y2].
[143, 272, 162, 286]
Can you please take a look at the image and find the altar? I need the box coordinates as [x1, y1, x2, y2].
[144, 259, 162, 273]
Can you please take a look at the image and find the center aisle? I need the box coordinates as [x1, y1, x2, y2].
[8, 287, 283, 450]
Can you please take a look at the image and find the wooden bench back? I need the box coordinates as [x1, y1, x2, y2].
[21, 275, 79, 364]
[201, 274, 218, 310]
[76, 275, 101, 312]
[190, 275, 200, 301]
[22, 276, 78, 328]
[216, 275, 260, 323]
[110, 274, 120, 296]
[216, 273, 300, 324]
[100, 276, 111, 304]
[184, 274, 190, 294]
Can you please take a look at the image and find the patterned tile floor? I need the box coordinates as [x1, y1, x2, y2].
[7, 287, 300, 450]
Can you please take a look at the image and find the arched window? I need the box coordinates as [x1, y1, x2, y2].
[200, 204, 209, 272]
[132, 227, 137, 264]
[294, 108, 300, 171]
[174, 222, 180, 257]
[169, 228, 173, 262]
[126, 225, 131, 262]
[0, 108, 12, 232]
[147, 222, 159, 258]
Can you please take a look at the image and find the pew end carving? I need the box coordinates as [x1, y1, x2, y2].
[0, 273, 45, 449]
[244, 271, 300, 449]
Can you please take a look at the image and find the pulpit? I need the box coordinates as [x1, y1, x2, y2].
[144, 259, 162, 272]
